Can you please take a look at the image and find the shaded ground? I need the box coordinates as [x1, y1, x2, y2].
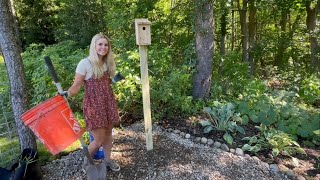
[41, 123, 277, 180]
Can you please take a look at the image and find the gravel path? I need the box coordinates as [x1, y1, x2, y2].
[41, 122, 288, 180]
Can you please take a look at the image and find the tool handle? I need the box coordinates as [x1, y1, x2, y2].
[44, 56, 60, 83]
[44, 56, 63, 93]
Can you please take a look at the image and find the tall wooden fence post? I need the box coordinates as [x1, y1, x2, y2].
[135, 19, 153, 150]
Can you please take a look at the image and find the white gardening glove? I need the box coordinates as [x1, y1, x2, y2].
[57, 91, 70, 98]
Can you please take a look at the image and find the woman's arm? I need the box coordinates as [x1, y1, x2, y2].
[67, 73, 85, 97]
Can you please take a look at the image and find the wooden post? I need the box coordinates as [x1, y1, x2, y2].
[135, 19, 153, 150]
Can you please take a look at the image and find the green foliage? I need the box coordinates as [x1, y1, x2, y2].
[55, 0, 107, 48]
[105, 0, 195, 68]
[212, 53, 267, 101]
[0, 137, 20, 168]
[236, 94, 280, 125]
[14, 0, 59, 47]
[212, 53, 250, 99]
[0, 56, 14, 136]
[298, 75, 320, 105]
[112, 73, 143, 120]
[200, 101, 245, 144]
[22, 41, 87, 111]
[150, 65, 198, 120]
[0, 56, 10, 106]
[236, 90, 320, 144]
[242, 124, 305, 157]
[21, 41, 198, 123]
[0, 55, 8, 94]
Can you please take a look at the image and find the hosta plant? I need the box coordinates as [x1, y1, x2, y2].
[199, 102, 245, 145]
[242, 124, 305, 157]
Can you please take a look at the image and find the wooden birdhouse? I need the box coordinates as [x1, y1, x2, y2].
[135, 19, 151, 45]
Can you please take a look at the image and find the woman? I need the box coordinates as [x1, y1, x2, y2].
[65, 33, 120, 171]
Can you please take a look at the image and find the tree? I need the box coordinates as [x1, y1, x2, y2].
[56, 0, 107, 48]
[192, 0, 214, 99]
[305, 0, 319, 74]
[219, 0, 228, 56]
[274, 0, 290, 67]
[237, 0, 249, 62]
[231, 0, 235, 51]
[0, 0, 37, 150]
[14, 0, 59, 48]
[248, 0, 257, 75]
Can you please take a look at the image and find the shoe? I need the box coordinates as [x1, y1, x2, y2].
[105, 160, 120, 171]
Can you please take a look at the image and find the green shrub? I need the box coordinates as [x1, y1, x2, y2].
[112, 73, 143, 120]
[150, 65, 198, 120]
[22, 41, 87, 111]
[299, 75, 320, 105]
[114, 47, 200, 121]
[212, 53, 251, 100]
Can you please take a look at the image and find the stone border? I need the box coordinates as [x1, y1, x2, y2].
[157, 125, 306, 180]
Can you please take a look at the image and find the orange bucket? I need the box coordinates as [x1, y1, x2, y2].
[21, 95, 84, 155]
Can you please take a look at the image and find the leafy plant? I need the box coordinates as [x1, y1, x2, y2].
[242, 124, 305, 157]
[150, 65, 198, 120]
[22, 41, 86, 111]
[236, 90, 320, 144]
[298, 75, 320, 105]
[199, 101, 245, 144]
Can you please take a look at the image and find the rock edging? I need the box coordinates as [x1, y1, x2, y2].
[160, 125, 304, 180]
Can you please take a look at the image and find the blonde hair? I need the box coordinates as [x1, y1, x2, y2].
[88, 33, 116, 79]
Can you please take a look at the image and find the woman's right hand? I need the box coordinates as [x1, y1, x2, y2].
[57, 91, 70, 98]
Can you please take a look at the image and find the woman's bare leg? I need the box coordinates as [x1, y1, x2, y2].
[102, 124, 113, 161]
[101, 124, 120, 171]
[88, 128, 106, 157]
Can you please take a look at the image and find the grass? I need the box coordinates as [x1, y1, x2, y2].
[0, 136, 20, 168]
[0, 55, 9, 95]
[37, 139, 83, 164]
[0, 132, 88, 168]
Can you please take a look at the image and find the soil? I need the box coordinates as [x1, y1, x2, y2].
[152, 115, 320, 179]
[41, 123, 277, 180]
[40, 115, 319, 179]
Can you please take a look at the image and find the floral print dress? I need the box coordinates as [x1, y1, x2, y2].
[83, 71, 119, 131]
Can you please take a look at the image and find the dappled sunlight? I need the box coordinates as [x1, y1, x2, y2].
[111, 128, 144, 167]
[165, 162, 229, 179]
[111, 143, 136, 167]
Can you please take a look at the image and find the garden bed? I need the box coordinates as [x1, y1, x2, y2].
[155, 116, 320, 179]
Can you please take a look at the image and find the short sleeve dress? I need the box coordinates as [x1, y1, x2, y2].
[76, 58, 120, 131]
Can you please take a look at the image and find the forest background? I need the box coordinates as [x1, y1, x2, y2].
[0, 0, 319, 176]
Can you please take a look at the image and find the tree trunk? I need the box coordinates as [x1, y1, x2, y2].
[220, 2, 227, 56]
[231, 0, 235, 51]
[274, 9, 289, 67]
[306, 1, 319, 75]
[238, 0, 249, 62]
[192, 0, 214, 99]
[248, 0, 256, 75]
[0, 0, 37, 150]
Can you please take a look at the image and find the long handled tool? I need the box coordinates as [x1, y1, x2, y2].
[44, 56, 106, 180]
